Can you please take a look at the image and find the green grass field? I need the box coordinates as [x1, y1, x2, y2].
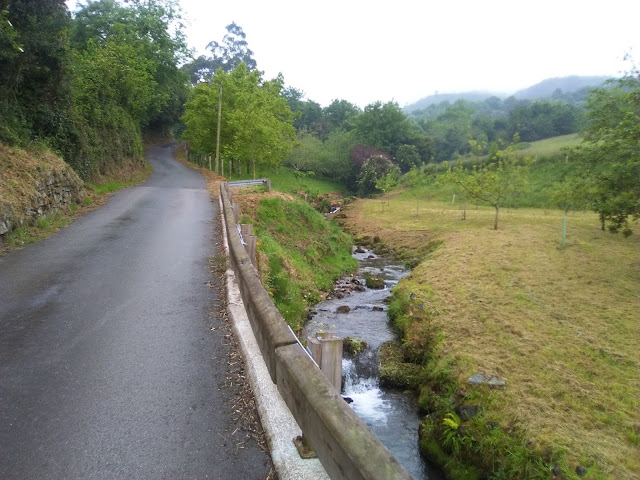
[340, 189, 639, 480]
[516, 133, 581, 158]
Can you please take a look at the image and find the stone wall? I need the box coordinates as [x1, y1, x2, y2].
[0, 161, 84, 242]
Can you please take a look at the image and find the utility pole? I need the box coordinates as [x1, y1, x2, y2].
[215, 82, 222, 175]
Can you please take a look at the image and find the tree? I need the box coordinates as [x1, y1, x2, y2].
[0, 0, 72, 144]
[357, 154, 398, 197]
[182, 64, 295, 178]
[353, 101, 415, 155]
[285, 133, 325, 172]
[228, 70, 295, 177]
[206, 22, 257, 73]
[395, 144, 421, 172]
[375, 168, 400, 200]
[573, 70, 640, 235]
[323, 129, 356, 184]
[72, 0, 189, 133]
[181, 55, 215, 85]
[440, 139, 529, 230]
[550, 177, 589, 246]
[324, 99, 360, 133]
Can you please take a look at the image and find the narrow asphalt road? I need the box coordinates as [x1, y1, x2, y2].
[0, 145, 271, 479]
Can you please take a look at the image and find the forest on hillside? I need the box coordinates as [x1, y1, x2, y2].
[1, 0, 638, 233]
[1, 0, 189, 179]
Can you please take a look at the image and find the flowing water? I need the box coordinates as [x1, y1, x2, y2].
[305, 248, 443, 480]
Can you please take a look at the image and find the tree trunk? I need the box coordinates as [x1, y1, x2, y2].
[494, 206, 499, 230]
[252, 158, 256, 180]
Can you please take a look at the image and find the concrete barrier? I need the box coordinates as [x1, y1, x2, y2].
[220, 183, 412, 480]
[221, 184, 297, 381]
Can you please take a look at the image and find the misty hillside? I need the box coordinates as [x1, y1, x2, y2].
[403, 91, 496, 113]
[512, 75, 608, 99]
[404, 75, 610, 113]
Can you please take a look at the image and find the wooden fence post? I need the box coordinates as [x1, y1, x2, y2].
[240, 224, 253, 237]
[245, 235, 257, 266]
[307, 331, 343, 392]
[232, 202, 239, 224]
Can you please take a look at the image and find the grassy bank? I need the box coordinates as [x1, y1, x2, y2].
[339, 195, 640, 479]
[515, 133, 581, 157]
[181, 146, 356, 332]
[235, 193, 356, 332]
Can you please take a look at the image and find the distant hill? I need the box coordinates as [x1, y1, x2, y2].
[403, 91, 497, 113]
[512, 75, 609, 99]
[404, 76, 610, 113]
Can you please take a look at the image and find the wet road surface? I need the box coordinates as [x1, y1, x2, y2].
[0, 145, 271, 479]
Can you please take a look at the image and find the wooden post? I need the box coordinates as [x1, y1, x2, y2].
[265, 178, 271, 192]
[246, 235, 257, 266]
[307, 331, 342, 392]
[232, 202, 239, 224]
[240, 224, 253, 237]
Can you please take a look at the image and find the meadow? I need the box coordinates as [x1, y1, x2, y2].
[340, 190, 640, 479]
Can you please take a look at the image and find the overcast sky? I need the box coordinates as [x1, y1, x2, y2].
[70, 0, 640, 108]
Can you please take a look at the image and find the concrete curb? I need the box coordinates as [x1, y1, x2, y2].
[220, 200, 329, 480]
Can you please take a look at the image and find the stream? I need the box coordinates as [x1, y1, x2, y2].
[305, 248, 443, 480]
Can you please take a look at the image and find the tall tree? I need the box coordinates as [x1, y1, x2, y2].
[353, 101, 414, 155]
[0, 0, 72, 144]
[182, 22, 257, 86]
[206, 22, 257, 73]
[573, 71, 640, 235]
[182, 64, 295, 177]
[72, 0, 189, 133]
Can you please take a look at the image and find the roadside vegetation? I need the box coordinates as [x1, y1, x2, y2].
[1, 0, 187, 181]
[1, 0, 183, 246]
[0, 142, 151, 253]
[234, 191, 356, 332]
